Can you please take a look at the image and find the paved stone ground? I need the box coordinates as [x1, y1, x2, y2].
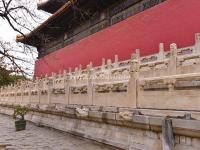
[0, 114, 118, 150]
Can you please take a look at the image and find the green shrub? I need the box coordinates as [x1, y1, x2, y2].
[13, 106, 28, 120]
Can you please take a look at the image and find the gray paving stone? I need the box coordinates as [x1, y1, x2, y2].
[0, 114, 118, 150]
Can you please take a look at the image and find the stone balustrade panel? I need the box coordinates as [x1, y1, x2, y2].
[50, 72, 69, 104]
[15, 83, 23, 105]
[39, 77, 51, 104]
[93, 81, 129, 107]
[29, 79, 40, 104]
[1, 33, 200, 109]
[138, 73, 200, 111]
[21, 81, 31, 104]
[68, 70, 91, 105]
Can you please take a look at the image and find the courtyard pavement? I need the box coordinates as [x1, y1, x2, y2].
[0, 114, 118, 150]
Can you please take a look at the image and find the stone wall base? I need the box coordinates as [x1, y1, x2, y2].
[0, 106, 200, 150]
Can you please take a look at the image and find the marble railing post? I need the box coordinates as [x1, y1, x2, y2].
[107, 59, 112, 81]
[46, 74, 53, 104]
[75, 67, 78, 75]
[35, 77, 40, 104]
[7, 85, 11, 104]
[20, 81, 24, 104]
[27, 81, 31, 104]
[21, 81, 25, 104]
[87, 62, 94, 105]
[78, 65, 82, 74]
[12, 84, 16, 103]
[158, 43, 165, 61]
[101, 58, 106, 70]
[195, 33, 200, 53]
[13, 84, 18, 104]
[114, 54, 119, 68]
[63, 70, 70, 105]
[168, 43, 177, 75]
[135, 49, 140, 58]
[128, 50, 140, 108]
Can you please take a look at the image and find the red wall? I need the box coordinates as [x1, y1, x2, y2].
[34, 0, 200, 77]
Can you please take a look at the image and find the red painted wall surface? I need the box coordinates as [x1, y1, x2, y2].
[34, 0, 200, 77]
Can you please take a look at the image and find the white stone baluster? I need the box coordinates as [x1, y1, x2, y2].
[195, 33, 200, 53]
[114, 54, 119, 68]
[58, 70, 62, 78]
[136, 49, 140, 59]
[45, 74, 52, 104]
[63, 70, 70, 104]
[79, 64, 82, 74]
[158, 43, 165, 61]
[101, 58, 106, 70]
[87, 62, 93, 105]
[128, 50, 140, 108]
[168, 43, 177, 75]
[69, 67, 72, 74]
[106, 59, 112, 81]
[75, 67, 78, 75]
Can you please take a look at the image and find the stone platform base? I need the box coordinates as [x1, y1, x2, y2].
[0, 105, 200, 150]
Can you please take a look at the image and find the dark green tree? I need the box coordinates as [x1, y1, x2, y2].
[0, 67, 25, 86]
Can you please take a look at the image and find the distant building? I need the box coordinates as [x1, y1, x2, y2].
[17, 0, 200, 77]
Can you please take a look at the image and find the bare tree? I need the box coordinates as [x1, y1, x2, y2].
[0, 0, 49, 77]
[0, 40, 35, 76]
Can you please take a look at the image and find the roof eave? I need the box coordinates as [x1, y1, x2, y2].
[16, 0, 75, 47]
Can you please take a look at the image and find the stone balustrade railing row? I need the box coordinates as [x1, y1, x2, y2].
[1, 33, 200, 110]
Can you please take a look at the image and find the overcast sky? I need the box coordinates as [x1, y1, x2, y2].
[0, 0, 49, 42]
[0, 0, 50, 77]
[0, 21, 18, 41]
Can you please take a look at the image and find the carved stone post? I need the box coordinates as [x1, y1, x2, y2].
[101, 58, 106, 70]
[27, 81, 31, 104]
[107, 59, 112, 81]
[46, 74, 53, 104]
[35, 77, 40, 104]
[195, 33, 200, 53]
[69, 67, 72, 74]
[20, 81, 24, 104]
[114, 54, 119, 68]
[6, 86, 9, 104]
[87, 63, 93, 105]
[14, 84, 18, 104]
[64, 70, 70, 105]
[75, 67, 79, 76]
[168, 43, 177, 75]
[128, 51, 140, 108]
[107, 59, 112, 69]
[12, 85, 15, 104]
[79, 64, 82, 74]
[158, 43, 165, 61]
[135, 49, 140, 58]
